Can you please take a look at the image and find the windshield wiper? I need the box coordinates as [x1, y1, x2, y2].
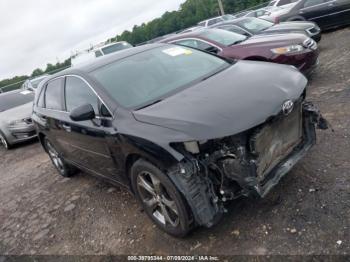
[230, 39, 246, 46]
[136, 99, 163, 110]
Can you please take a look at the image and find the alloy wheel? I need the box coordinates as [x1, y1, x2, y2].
[0, 134, 8, 149]
[46, 141, 65, 173]
[137, 171, 179, 227]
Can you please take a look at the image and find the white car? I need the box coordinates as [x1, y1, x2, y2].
[198, 15, 236, 27]
[71, 41, 133, 66]
[268, 0, 300, 7]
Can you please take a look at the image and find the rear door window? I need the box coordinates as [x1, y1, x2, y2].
[45, 78, 63, 110]
[37, 87, 46, 108]
[303, 0, 326, 8]
[208, 18, 223, 26]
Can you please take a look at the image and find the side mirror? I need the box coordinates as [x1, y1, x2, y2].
[206, 46, 219, 54]
[70, 104, 95, 122]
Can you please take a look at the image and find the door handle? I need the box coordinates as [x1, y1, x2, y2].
[62, 124, 72, 132]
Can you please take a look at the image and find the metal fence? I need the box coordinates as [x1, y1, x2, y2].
[0, 66, 71, 94]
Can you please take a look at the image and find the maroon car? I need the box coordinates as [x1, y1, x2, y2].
[161, 28, 318, 75]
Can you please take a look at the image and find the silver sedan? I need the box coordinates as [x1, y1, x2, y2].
[0, 90, 36, 150]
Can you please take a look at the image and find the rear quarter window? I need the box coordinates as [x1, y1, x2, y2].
[45, 78, 63, 110]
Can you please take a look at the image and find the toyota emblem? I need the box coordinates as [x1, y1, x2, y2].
[282, 100, 294, 115]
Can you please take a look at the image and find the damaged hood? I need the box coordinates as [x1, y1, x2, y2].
[133, 60, 307, 140]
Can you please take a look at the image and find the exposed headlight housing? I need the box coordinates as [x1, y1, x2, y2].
[271, 45, 304, 55]
[184, 141, 200, 154]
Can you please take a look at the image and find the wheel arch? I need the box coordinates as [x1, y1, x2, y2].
[287, 16, 306, 21]
[37, 132, 47, 152]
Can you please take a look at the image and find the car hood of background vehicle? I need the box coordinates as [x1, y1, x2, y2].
[238, 33, 306, 47]
[0, 102, 33, 123]
[133, 60, 307, 140]
[265, 21, 316, 32]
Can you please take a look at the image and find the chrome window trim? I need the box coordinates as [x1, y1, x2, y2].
[169, 38, 223, 52]
[301, 0, 335, 10]
[308, 8, 350, 20]
[43, 74, 114, 117]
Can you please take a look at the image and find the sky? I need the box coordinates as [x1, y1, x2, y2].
[0, 0, 186, 80]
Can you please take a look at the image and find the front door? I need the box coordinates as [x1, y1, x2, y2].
[59, 76, 121, 180]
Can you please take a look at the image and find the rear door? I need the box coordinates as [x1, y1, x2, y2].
[59, 76, 121, 179]
[299, 0, 338, 28]
[330, 0, 350, 26]
[40, 77, 67, 154]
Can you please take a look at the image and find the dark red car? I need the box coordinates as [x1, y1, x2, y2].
[161, 28, 318, 75]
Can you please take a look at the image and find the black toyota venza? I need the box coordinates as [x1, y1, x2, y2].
[32, 44, 328, 237]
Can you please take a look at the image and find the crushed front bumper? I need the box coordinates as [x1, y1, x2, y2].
[226, 101, 328, 198]
[169, 102, 328, 227]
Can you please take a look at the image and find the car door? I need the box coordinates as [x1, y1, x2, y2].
[59, 75, 121, 180]
[299, 0, 338, 28]
[329, 0, 350, 26]
[40, 77, 67, 155]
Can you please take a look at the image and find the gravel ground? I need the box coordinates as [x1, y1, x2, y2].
[0, 27, 349, 256]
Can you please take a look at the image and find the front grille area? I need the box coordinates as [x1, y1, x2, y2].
[307, 26, 320, 35]
[250, 104, 303, 180]
[12, 130, 36, 139]
[24, 118, 32, 124]
[303, 38, 317, 50]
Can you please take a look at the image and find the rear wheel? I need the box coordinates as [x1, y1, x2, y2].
[0, 132, 11, 150]
[44, 138, 77, 177]
[131, 159, 192, 237]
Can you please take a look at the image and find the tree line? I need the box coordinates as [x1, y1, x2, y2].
[0, 0, 268, 92]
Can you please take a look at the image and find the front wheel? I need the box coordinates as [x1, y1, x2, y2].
[131, 159, 192, 237]
[0, 132, 11, 150]
[44, 138, 77, 177]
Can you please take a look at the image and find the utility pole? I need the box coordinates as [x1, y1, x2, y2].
[218, 0, 225, 15]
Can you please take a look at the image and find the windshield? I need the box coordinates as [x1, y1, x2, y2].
[236, 18, 273, 33]
[199, 29, 247, 46]
[0, 91, 34, 112]
[101, 42, 133, 55]
[222, 14, 236, 21]
[91, 46, 230, 109]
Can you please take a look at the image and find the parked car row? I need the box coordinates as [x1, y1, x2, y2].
[239, 0, 350, 30]
[161, 28, 319, 75]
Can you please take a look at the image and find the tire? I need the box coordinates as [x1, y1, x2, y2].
[44, 138, 77, 177]
[130, 159, 192, 237]
[0, 132, 11, 150]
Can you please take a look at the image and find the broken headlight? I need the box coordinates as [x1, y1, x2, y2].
[180, 140, 208, 155]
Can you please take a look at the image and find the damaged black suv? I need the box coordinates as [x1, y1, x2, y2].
[32, 44, 327, 237]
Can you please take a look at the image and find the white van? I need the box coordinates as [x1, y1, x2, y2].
[71, 41, 133, 66]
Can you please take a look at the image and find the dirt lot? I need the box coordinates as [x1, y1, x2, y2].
[0, 27, 349, 256]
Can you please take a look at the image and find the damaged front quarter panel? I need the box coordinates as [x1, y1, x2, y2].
[167, 101, 328, 228]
